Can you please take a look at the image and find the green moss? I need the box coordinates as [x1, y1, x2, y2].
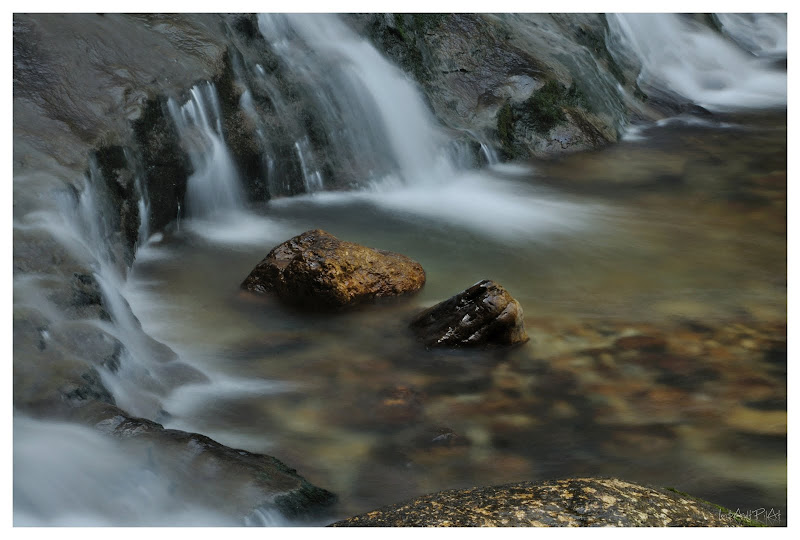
[664, 487, 767, 527]
[521, 80, 588, 134]
[388, 14, 448, 83]
[409, 13, 446, 33]
[497, 102, 514, 146]
[496, 102, 519, 159]
[395, 13, 446, 38]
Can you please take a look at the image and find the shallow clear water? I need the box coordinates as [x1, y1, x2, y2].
[125, 112, 786, 523]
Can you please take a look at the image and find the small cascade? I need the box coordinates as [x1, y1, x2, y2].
[294, 136, 324, 192]
[167, 82, 244, 217]
[14, 415, 241, 526]
[715, 14, 787, 58]
[606, 14, 786, 110]
[467, 130, 500, 166]
[123, 147, 151, 246]
[257, 13, 456, 188]
[57, 162, 201, 419]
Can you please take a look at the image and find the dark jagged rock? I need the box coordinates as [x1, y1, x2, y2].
[349, 13, 627, 160]
[132, 96, 191, 235]
[241, 229, 426, 309]
[93, 144, 140, 266]
[212, 47, 269, 203]
[72, 401, 338, 521]
[410, 280, 528, 347]
[60, 368, 116, 407]
[329, 477, 740, 527]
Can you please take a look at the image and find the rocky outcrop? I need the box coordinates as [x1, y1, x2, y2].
[410, 280, 528, 347]
[330, 477, 741, 526]
[347, 14, 649, 159]
[241, 229, 426, 309]
[69, 401, 337, 520]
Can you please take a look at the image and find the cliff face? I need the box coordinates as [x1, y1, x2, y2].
[347, 13, 657, 159]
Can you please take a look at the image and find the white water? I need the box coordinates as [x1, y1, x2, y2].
[14, 12, 787, 527]
[168, 82, 244, 217]
[230, 13, 594, 246]
[13, 415, 244, 526]
[607, 14, 786, 110]
[258, 13, 456, 187]
[716, 13, 787, 58]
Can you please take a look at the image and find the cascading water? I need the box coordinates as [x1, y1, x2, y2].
[13, 12, 787, 527]
[606, 14, 786, 110]
[257, 13, 457, 188]
[74, 162, 213, 419]
[715, 13, 787, 58]
[13, 416, 242, 526]
[168, 82, 244, 217]
[247, 13, 597, 243]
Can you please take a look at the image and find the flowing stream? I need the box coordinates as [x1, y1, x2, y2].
[13, 13, 786, 526]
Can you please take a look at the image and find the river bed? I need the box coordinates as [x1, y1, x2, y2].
[123, 111, 786, 523]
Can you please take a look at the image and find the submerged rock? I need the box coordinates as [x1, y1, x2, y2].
[329, 477, 739, 527]
[410, 280, 528, 347]
[241, 229, 426, 309]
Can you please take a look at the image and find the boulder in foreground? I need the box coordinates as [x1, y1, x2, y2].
[410, 280, 528, 347]
[241, 229, 425, 309]
[329, 477, 741, 527]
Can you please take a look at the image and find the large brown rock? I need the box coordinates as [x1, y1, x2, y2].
[410, 280, 528, 347]
[241, 229, 426, 309]
[329, 477, 741, 527]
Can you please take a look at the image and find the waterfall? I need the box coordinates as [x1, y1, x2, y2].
[715, 14, 787, 58]
[607, 14, 786, 110]
[250, 13, 597, 243]
[257, 13, 457, 188]
[167, 82, 244, 217]
[16, 161, 205, 421]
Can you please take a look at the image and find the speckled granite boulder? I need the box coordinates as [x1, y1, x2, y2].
[329, 478, 739, 527]
[241, 229, 426, 309]
[410, 280, 528, 347]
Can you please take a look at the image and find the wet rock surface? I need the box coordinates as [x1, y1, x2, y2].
[348, 14, 644, 159]
[70, 401, 337, 521]
[241, 229, 426, 309]
[410, 280, 528, 347]
[330, 477, 738, 526]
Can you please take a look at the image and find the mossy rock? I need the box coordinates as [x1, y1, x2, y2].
[496, 80, 592, 158]
[521, 80, 588, 134]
